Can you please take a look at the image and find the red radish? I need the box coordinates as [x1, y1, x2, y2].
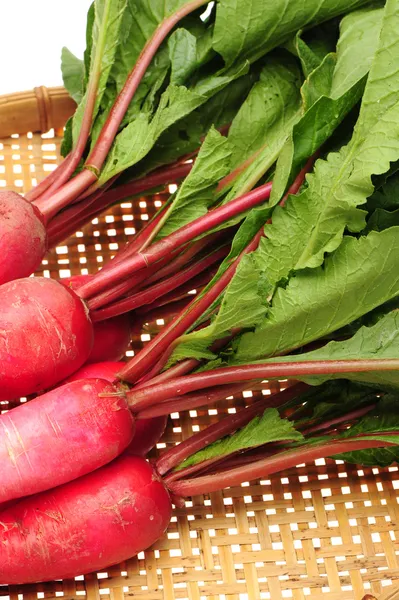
[0, 277, 93, 401]
[62, 361, 167, 456]
[61, 275, 132, 362]
[87, 314, 132, 362]
[0, 192, 47, 285]
[0, 455, 171, 584]
[0, 378, 134, 505]
[0, 429, 393, 584]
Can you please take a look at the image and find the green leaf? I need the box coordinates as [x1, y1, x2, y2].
[234, 228, 399, 362]
[330, 6, 384, 98]
[226, 55, 302, 173]
[169, 29, 198, 86]
[131, 70, 256, 178]
[156, 128, 232, 238]
[177, 408, 303, 470]
[336, 396, 399, 466]
[257, 311, 399, 390]
[354, 0, 399, 139]
[72, 0, 127, 146]
[99, 84, 206, 183]
[100, 0, 194, 127]
[169, 253, 271, 363]
[293, 24, 339, 78]
[291, 380, 378, 423]
[84, 2, 95, 85]
[168, 23, 214, 86]
[367, 170, 399, 212]
[270, 5, 383, 205]
[60, 117, 73, 158]
[365, 208, 399, 232]
[336, 444, 399, 467]
[99, 62, 249, 184]
[61, 47, 84, 104]
[212, 0, 372, 68]
[222, 57, 302, 199]
[256, 92, 399, 286]
[300, 53, 336, 111]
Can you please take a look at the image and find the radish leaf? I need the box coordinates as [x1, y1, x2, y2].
[156, 128, 232, 238]
[234, 228, 399, 361]
[256, 311, 399, 390]
[61, 48, 85, 104]
[177, 408, 303, 470]
[213, 0, 372, 67]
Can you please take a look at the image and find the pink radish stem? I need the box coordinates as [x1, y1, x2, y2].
[155, 383, 307, 476]
[168, 437, 398, 497]
[117, 229, 263, 384]
[127, 359, 399, 411]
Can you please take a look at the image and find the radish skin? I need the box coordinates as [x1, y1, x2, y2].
[0, 192, 47, 285]
[0, 455, 171, 584]
[0, 277, 93, 400]
[87, 313, 132, 362]
[63, 362, 167, 456]
[0, 378, 134, 504]
[61, 276, 132, 362]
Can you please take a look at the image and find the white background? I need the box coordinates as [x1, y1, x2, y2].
[0, 0, 92, 95]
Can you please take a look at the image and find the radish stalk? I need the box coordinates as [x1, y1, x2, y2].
[90, 234, 222, 311]
[117, 230, 263, 384]
[25, 154, 73, 202]
[155, 383, 308, 476]
[33, 0, 210, 217]
[77, 182, 273, 300]
[167, 437, 398, 497]
[91, 245, 229, 320]
[85, 0, 209, 175]
[127, 359, 399, 411]
[116, 157, 313, 384]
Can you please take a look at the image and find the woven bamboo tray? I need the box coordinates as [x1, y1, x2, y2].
[0, 87, 398, 600]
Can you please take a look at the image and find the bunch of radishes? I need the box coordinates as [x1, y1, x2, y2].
[2, 0, 399, 586]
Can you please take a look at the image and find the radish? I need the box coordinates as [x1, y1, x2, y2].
[87, 314, 132, 362]
[61, 275, 132, 362]
[0, 455, 171, 584]
[0, 377, 134, 505]
[62, 361, 167, 456]
[0, 192, 47, 285]
[0, 186, 268, 402]
[0, 277, 93, 401]
[0, 388, 394, 585]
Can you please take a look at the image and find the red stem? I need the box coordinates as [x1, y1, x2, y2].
[136, 382, 252, 419]
[113, 158, 312, 383]
[302, 404, 377, 436]
[25, 155, 73, 202]
[117, 229, 263, 384]
[91, 245, 229, 320]
[92, 234, 219, 311]
[32, 1, 207, 219]
[155, 383, 307, 476]
[77, 182, 272, 300]
[89, 253, 193, 312]
[144, 234, 221, 287]
[47, 187, 120, 248]
[127, 359, 399, 411]
[168, 437, 398, 497]
[135, 269, 212, 314]
[136, 297, 194, 324]
[85, 0, 209, 173]
[34, 169, 97, 224]
[134, 358, 200, 391]
[87, 260, 164, 311]
[177, 445, 288, 481]
[82, 161, 192, 204]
